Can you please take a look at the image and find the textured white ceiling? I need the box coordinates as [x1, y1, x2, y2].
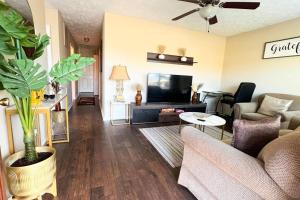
[45, 0, 300, 46]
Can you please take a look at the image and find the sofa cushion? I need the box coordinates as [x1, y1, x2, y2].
[258, 93, 300, 111]
[258, 95, 293, 116]
[258, 131, 300, 199]
[232, 116, 281, 157]
[241, 112, 270, 121]
[279, 129, 294, 137]
[289, 117, 300, 130]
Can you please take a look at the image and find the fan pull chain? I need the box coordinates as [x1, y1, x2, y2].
[206, 20, 210, 33]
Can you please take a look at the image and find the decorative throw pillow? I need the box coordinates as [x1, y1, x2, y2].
[258, 95, 293, 116]
[232, 116, 281, 157]
[257, 131, 300, 199]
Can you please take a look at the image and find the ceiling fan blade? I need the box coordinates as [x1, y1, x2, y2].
[220, 2, 260, 9]
[172, 8, 200, 21]
[209, 15, 218, 25]
[177, 0, 200, 4]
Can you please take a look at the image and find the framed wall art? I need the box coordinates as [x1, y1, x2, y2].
[263, 36, 300, 59]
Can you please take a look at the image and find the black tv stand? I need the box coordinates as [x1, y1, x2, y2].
[131, 102, 207, 124]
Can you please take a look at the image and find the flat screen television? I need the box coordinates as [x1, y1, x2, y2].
[147, 73, 193, 103]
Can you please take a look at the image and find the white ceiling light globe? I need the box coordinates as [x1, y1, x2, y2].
[199, 4, 218, 19]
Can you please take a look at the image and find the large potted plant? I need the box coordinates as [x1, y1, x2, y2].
[0, 2, 95, 199]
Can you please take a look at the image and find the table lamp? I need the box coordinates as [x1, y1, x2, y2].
[109, 65, 130, 102]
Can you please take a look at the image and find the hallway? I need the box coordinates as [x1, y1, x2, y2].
[51, 104, 195, 200]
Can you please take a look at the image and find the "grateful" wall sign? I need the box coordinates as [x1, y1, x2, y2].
[263, 36, 300, 59]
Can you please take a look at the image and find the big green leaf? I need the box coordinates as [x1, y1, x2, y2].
[0, 26, 17, 57]
[0, 41, 17, 55]
[0, 59, 47, 97]
[50, 54, 95, 85]
[31, 35, 50, 60]
[0, 27, 11, 42]
[0, 59, 8, 90]
[20, 33, 37, 48]
[0, 2, 32, 39]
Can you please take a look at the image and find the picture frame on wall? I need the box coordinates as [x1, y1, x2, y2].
[263, 36, 300, 59]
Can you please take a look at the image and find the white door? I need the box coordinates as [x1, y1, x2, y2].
[79, 64, 94, 93]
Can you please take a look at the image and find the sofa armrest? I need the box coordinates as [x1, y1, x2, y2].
[181, 126, 289, 200]
[278, 111, 300, 122]
[233, 102, 259, 119]
[288, 117, 300, 130]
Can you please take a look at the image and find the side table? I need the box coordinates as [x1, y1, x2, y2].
[202, 91, 232, 114]
[110, 101, 130, 126]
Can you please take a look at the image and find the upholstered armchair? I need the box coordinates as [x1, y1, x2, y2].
[178, 126, 300, 200]
[234, 93, 300, 128]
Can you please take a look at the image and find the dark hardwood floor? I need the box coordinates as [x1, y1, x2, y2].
[45, 103, 196, 200]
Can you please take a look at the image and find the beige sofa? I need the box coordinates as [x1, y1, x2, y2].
[178, 126, 300, 200]
[234, 93, 300, 128]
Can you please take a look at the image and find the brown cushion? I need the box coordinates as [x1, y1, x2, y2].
[232, 116, 281, 157]
[241, 112, 270, 121]
[258, 131, 300, 199]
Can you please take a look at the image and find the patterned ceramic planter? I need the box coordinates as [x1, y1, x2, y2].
[5, 147, 57, 199]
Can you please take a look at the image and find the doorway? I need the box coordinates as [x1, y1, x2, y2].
[79, 64, 94, 93]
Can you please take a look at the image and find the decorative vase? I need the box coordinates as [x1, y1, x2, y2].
[5, 147, 57, 199]
[135, 90, 142, 106]
[192, 92, 198, 104]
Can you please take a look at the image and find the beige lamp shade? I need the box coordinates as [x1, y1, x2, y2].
[109, 65, 130, 80]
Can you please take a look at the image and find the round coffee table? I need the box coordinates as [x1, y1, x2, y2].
[179, 112, 226, 139]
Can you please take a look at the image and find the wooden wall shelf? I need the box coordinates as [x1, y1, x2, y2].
[147, 52, 197, 66]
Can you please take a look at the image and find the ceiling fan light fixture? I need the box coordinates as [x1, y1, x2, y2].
[158, 54, 166, 60]
[199, 4, 218, 19]
[180, 56, 188, 62]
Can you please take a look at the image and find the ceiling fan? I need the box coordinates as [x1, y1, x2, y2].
[172, 0, 260, 27]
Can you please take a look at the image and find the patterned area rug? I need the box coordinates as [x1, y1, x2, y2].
[139, 125, 232, 168]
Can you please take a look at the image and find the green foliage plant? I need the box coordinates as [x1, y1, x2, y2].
[0, 2, 95, 163]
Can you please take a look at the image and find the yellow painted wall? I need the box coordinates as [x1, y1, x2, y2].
[45, 8, 60, 68]
[222, 17, 300, 97]
[102, 12, 226, 120]
[46, 8, 77, 107]
[28, 0, 48, 72]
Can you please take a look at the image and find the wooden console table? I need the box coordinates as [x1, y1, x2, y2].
[5, 90, 69, 155]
